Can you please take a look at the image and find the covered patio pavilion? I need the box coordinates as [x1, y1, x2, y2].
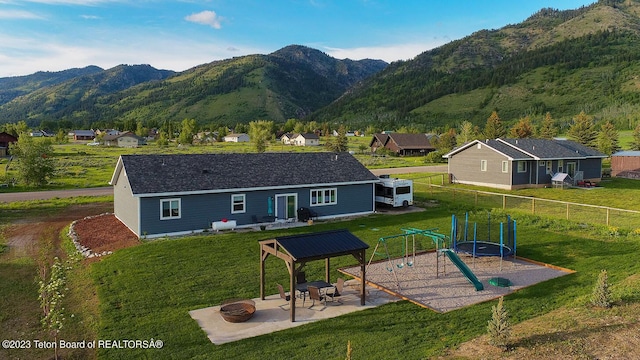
[259, 228, 369, 322]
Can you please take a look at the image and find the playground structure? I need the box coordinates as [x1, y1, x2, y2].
[367, 228, 448, 290]
[451, 212, 516, 259]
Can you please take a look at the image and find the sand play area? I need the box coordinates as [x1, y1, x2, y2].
[340, 251, 574, 313]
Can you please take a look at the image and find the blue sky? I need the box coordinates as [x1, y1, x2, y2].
[0, 0, 595, 77]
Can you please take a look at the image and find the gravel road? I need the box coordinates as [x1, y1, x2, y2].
[0, 166, 447, 203]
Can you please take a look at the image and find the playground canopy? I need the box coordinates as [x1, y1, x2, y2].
[259, 229, 369, 322]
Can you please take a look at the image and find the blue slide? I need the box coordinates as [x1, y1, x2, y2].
[441, 249, 484, 291]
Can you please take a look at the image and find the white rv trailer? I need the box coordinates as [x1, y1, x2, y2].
[375, 175, 413, 208]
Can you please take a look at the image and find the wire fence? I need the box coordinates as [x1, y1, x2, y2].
[414, 174, 640, 231]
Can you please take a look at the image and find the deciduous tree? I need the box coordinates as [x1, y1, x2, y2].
[9, 135, 55, 186]
[631, 123, 640, 151]
[249, 120, 274, 153]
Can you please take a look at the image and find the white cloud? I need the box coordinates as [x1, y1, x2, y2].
[185, 10, 223, 29]
[0, 9, 43, 19]
[80, 14, 100, 19]
[0, 32, 265, 77]
[322, 41, 449, 63]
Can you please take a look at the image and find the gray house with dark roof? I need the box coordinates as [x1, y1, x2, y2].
[443, 138, 606, 190]
[109, 152, 380, 238]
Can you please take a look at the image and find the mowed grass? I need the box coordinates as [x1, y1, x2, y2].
[91, 206, 640, 359]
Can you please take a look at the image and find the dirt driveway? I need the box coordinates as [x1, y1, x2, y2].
[3, 203, 114, 259]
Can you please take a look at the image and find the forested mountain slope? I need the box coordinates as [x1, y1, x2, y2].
[311, 0, 640, 131]
[0, 45, 387, 128]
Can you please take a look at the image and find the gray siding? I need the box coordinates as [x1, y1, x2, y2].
[449, 143, 511, 187]
[113, 169, 139, 236]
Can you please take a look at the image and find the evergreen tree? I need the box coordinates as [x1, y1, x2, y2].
[567, 111, 597, 147]
[487, 296, 510, 350]
[457, 121, 477, 145]
[630, 124, 640, 151]
[596, 121, 620, 156]
[249, 120, 274, 153]
[326, 125, 349, 152]
[590, 269, 612, 308]
[509, 116, 535, 138]
[538, 112, 558, 139]
[483, 111, 506, 139]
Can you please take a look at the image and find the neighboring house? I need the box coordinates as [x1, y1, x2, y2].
[332, 130, 357, 137]
[223, 133, 249, 142]
[95, 129, 120, 137]
[29, 130, 53, 137]
[103, 131, 147, 147]
[109, 152, 380, 238]
[291, 133, 320, 146]
[369, 133, 436, 156]
[611, 151, 640, 178]
[443, 138, 607, 190]
[0, 132, 18, 157]
[280, 133, 294, 145]
[73, 130, 95, 141]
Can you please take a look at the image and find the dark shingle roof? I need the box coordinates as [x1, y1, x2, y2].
[445, 138, 606, 160]
[499, 138, 606, 159]
[117, 152, 379, 195]
[388, 133, 435, 150]
[272, 229, 369, 261]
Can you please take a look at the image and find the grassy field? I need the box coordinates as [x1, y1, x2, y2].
[88, 204, 640, 359]
[0, 137, 428, 192]
[3, 138, 640, 359]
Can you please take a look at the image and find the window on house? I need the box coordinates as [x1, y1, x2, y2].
[231, 194, 246, 214]
[558, 160, 564, 173]
[540, 161, 546, 167]
[517, 161, 527, 173]
[502, 161, 508, 173]
[311, 188, 337, 206]
[160, 199, 181, 220]
[480, 160, 487, 171]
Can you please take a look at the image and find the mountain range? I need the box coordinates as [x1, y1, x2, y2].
[2, 0, 640, 131]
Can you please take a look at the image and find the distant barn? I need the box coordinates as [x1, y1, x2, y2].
[611, 151, 640, 179]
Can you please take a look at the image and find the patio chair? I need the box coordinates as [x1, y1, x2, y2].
[326, 278, 345, 300]
[307, 286, 327, 308]
[296, 271, 307, 284]
[277, 283, 292, 310]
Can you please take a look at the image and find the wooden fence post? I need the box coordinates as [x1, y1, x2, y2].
[566, 203, 570, 220]
[532, 198, 535, 214]
[606, 208, 610, 226]
[502, 195, 506, 209]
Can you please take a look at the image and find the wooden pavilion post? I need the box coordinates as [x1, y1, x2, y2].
[289, 260, 296, 322]
[360, 248, 366, 305]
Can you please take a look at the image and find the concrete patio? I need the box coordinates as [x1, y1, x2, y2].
[189, 280, 399, 345]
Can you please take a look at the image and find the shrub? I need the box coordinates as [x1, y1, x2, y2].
[591, 269, 612, 308]
[487, 296, 510, 350]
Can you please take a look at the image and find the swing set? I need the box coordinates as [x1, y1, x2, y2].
[367, 227, 449, 290]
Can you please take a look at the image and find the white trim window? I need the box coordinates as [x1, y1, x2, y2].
[501, 161, 508, 173]
[160, 198, 181, 220]
[231, 194, 246, 214]
[480, 160, 487, 172]
[517, 161, 527, 173]
[310, 188, 337, 206]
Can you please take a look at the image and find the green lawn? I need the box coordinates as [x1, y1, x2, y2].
[90, 206, 640, 359]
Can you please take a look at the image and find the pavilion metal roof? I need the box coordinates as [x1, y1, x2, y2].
[272, 229, 369, 262]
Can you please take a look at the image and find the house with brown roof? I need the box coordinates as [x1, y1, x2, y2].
[369, 133, 436, 156]
[0, 132, 18, 157]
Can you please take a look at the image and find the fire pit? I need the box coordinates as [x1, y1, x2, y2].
[219, 299, 256, 323]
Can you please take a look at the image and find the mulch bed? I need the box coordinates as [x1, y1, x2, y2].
[72, 213, 140, 256]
